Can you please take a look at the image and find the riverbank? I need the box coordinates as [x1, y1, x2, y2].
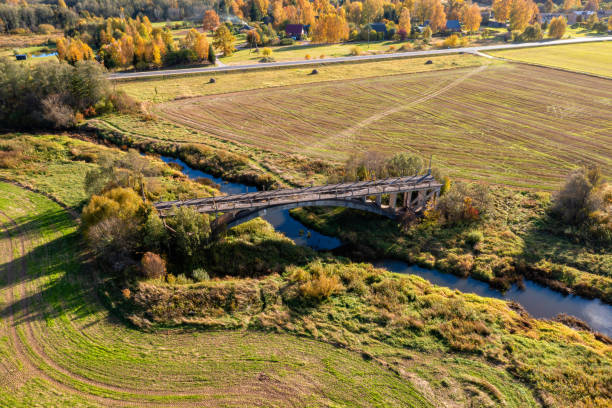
[291, 190, 612, 305]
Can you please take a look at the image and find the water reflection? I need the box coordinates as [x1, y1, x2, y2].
[376, 260, 612, 336]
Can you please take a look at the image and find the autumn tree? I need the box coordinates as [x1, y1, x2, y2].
[461, 3, 481, 32]
[203, 10, 220, 33]
[445, 0, 465, 20]
[213, 24, 236, 56]
[413, 0, 445, 28]
[430, 0, 447, 32]
[56, 37, 95, 65]
[544, 0, 555, 12]
[398, 7, 411, 33]
[509, 0, 536, 31]
[362, 0, 384, 24]
[609, 17, 612, 32]
[182, 28, 209, 60]
[548, 15, 567, 38]
[562, 0, 581, 10]
[271, 0, 285, 26]
[492, 0, 511, 22]
[348, 2, 363, 24]
[297, 0, 316, 25]
[311, 12, 349, 43]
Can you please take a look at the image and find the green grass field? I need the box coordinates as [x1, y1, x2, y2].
[0, 180, 438, 407]
[489, 41, 612, 77]
[153, 63, 612, 190]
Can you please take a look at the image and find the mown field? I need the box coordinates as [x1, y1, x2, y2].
[117, 53, 487, 102]
[489, 41, 612, 78]
[154, 63, 612, 190]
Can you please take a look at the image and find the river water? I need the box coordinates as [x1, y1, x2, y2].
[162, 155, 612, 335]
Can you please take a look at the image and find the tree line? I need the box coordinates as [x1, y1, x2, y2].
[56, 15, 214, 69]
[0, 58, 137, 129]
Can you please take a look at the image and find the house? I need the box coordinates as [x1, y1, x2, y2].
[369, 22, 387, 34]
[423, 19, 462, 32]
[285, 24, 305, 39]
[15, 54, 27, 61]
[446, 20, 462, 32]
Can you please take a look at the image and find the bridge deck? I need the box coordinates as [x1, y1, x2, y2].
[155, 175, 441, 214]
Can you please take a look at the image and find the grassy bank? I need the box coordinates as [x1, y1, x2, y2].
[290, 185, 612, 303]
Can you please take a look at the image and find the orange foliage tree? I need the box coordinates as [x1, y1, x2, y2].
[311, 12, 349, 43]
[548, 15, 567, 38]
[461, 3, 482, 32]
[203, 10, 220, 33]
[56, 37, 95, 64]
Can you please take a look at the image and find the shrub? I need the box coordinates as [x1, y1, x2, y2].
[442, 34, 467, 48]
[304, 54, 311, 59]
[192, 268, 210, 282]
[41, 94, 75, 129]
[437, 182, 492, 225]
[350, 46, 362, 56]
[299, 273, 343, 301]
[165, 206, 211, 271]
[552, 167, 602, 225]
[280, 37, 294, 45]
[175, 273, 193, 284]
[465, 230, 483, 246]
[82, 187, 144, 229]
[519, 23, 543, 41]
[38, 24, 55, 34]
[141, 252, 166, 279]
[548, 16, 567, 39]
[261, 47, 272, 57]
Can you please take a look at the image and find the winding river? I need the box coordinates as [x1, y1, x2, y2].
[162, 156, 612, 336]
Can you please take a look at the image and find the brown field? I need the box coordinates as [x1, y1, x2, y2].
[157, 63, 612, 189]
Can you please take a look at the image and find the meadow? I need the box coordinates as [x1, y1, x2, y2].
[1, 179, 610, 407]
[154, 63, 612, 190]
[488, 41, 612, 77]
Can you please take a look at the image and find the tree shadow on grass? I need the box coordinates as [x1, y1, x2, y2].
[0, 210, 100, 327]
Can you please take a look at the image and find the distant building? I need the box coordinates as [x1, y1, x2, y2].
[446, 20, 462, 32]
[15, 54, 27, 61]
[285, 24, 305, 39]
[369, 22, 388, 34]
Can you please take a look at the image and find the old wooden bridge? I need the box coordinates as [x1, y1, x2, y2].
[154, 174, 442, 230]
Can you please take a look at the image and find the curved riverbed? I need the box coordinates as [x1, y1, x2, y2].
[163, 155, 612, 335]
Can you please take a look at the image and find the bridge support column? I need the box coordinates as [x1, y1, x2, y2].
[389, 193, 397, 209]
[417, 190, 425, 209]
[375, 194, 382, 206]
[403, 192, 409, 208]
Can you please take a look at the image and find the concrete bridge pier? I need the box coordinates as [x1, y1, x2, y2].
[389, 193, 397, 209]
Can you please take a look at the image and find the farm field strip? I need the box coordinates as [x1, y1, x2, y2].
[488, 42, 612, 78]
[157, 63, 612, 189]
[0, 182, 436, 407]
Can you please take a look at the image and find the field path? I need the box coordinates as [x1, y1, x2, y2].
[335, 64, 489, 144]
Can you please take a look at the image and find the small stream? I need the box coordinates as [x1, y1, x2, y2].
[162, 155, 612, 336]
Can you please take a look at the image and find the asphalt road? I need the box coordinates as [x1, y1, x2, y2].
[108, 36, 612, 80]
